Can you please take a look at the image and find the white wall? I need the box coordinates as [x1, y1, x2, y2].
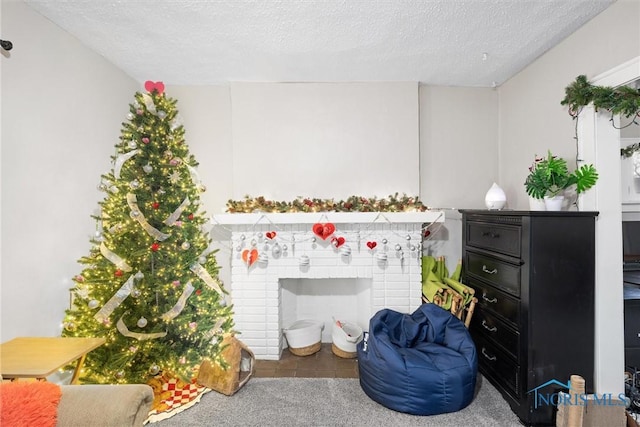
[1, 0, 137, 341]
[498, 0, 640, 395]
[420, 85, 499, 210]
[229, 82, 420, 200]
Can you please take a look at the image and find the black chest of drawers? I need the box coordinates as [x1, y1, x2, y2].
[460, 210, 597, 426]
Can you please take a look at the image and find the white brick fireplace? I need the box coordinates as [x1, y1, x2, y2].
[211, 211, 443, 360]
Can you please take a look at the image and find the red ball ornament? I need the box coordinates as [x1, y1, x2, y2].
[151, 242, 160, 252]
[114, 269, 123, 277]
[188, 213, 194, 221]
[152, 202, 160, 209]
[195, 289, 202, 296]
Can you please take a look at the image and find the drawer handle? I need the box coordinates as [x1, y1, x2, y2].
[482, 320, 497, 333]
[482, 265, 498, 275]
[482, 292, 497, 303]
[481, 347, 497, 361]
[482, 231, 500, 238]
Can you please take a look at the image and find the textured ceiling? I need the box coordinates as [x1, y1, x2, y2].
[23, 0, 616, 87]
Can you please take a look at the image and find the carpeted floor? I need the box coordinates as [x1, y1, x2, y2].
[150, 375, 522, 426]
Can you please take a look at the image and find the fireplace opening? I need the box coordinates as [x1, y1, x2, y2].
[280, 278, 372, 344]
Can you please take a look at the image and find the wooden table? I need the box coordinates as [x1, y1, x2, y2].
[0, 337, 106, 384]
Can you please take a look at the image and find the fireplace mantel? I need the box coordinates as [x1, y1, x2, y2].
[211, 210, 444, 226]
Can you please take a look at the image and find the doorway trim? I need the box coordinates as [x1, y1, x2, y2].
[578, 56, 640, 394]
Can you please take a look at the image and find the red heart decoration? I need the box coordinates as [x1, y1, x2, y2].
[266, 231, 277, 239]
[241, 249, 258, 267]
[367, 241, 377, 249]
[331, 236, 346, 248]
[312, 223, 336, 240]
[144, 80, 165, 94]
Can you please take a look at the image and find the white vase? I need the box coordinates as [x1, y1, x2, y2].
[485, 183, 507, 210]
[528, 196, 546, 211]
[544, 195, 564, 211]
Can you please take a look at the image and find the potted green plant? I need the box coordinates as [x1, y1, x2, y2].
[524, 150, 598, 210]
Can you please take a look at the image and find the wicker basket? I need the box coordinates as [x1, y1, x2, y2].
[331, 343, 357, 359]
[289, 341, 321, 356]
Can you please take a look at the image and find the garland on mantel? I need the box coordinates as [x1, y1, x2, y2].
[561, 75, 640, 158]
[226, 193, 429, 213]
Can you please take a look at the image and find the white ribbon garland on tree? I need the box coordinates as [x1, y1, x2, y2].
[94, 273, 137, 323]
[117, 315, 167, 341]
[100, 242, 132, 272]
[190, 263, 224, 297]
[186, 164, 201, 187]
[164, 197, 190, 226]
[140, 93, 157, 115]
[203, 317, 226, 342]
[126, 193, 170, 241]
[161, 281, 195, 321]
[113, 149, 139, 179]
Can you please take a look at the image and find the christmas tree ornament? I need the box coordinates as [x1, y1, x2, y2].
[242, 249, 258, 267]
[149, 365, 160, 375]
[157, 110, 167, 119]
[142, 137, 150, 144]
[137, 317, 148, 328]
[64, 321, 76, 331]
[114, 269, 124, 277]
[127, 113, 134, 120]
[131, 288, 141, 298]
[258, 252, 268, 266]
[143, 164, 153, 173]
[115, 371, 124, 379]
[151, 242, 160, 252]
[88, 300, 99, 309]
[129, 180, 140, 189]
[340, 244, 352, 257]
[272, 243, 282, 257]
[109, 185, 119, 193]
[152, 202, 160, 209]
[181, 242, 191, 250]
[128, 140, 137, 149]
[134, 271, 144, 280]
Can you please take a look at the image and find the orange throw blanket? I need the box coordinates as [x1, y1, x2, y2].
[1, 382, 62, 427]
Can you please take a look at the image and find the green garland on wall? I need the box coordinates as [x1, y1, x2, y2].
[226, 193, 429, 213]
[561, 75, 640, 157]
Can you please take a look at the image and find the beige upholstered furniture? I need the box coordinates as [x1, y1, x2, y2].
[56, 384, 154, 427]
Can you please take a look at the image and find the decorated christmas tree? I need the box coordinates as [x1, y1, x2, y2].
[62, 81, 234, 385]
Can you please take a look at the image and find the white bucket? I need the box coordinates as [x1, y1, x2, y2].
[331, 320, 363, 353]
[283, 320, 323, 349]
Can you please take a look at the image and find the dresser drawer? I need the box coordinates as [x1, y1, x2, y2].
[466, 252, 521, 297]
[466, 221, 521, 257]
[468, 278, 520, 326]
[471, 307, 520, 360]
[474, 334, 520, 399]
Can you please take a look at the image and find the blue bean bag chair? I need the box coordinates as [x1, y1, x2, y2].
[357, 303, 477, 415]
